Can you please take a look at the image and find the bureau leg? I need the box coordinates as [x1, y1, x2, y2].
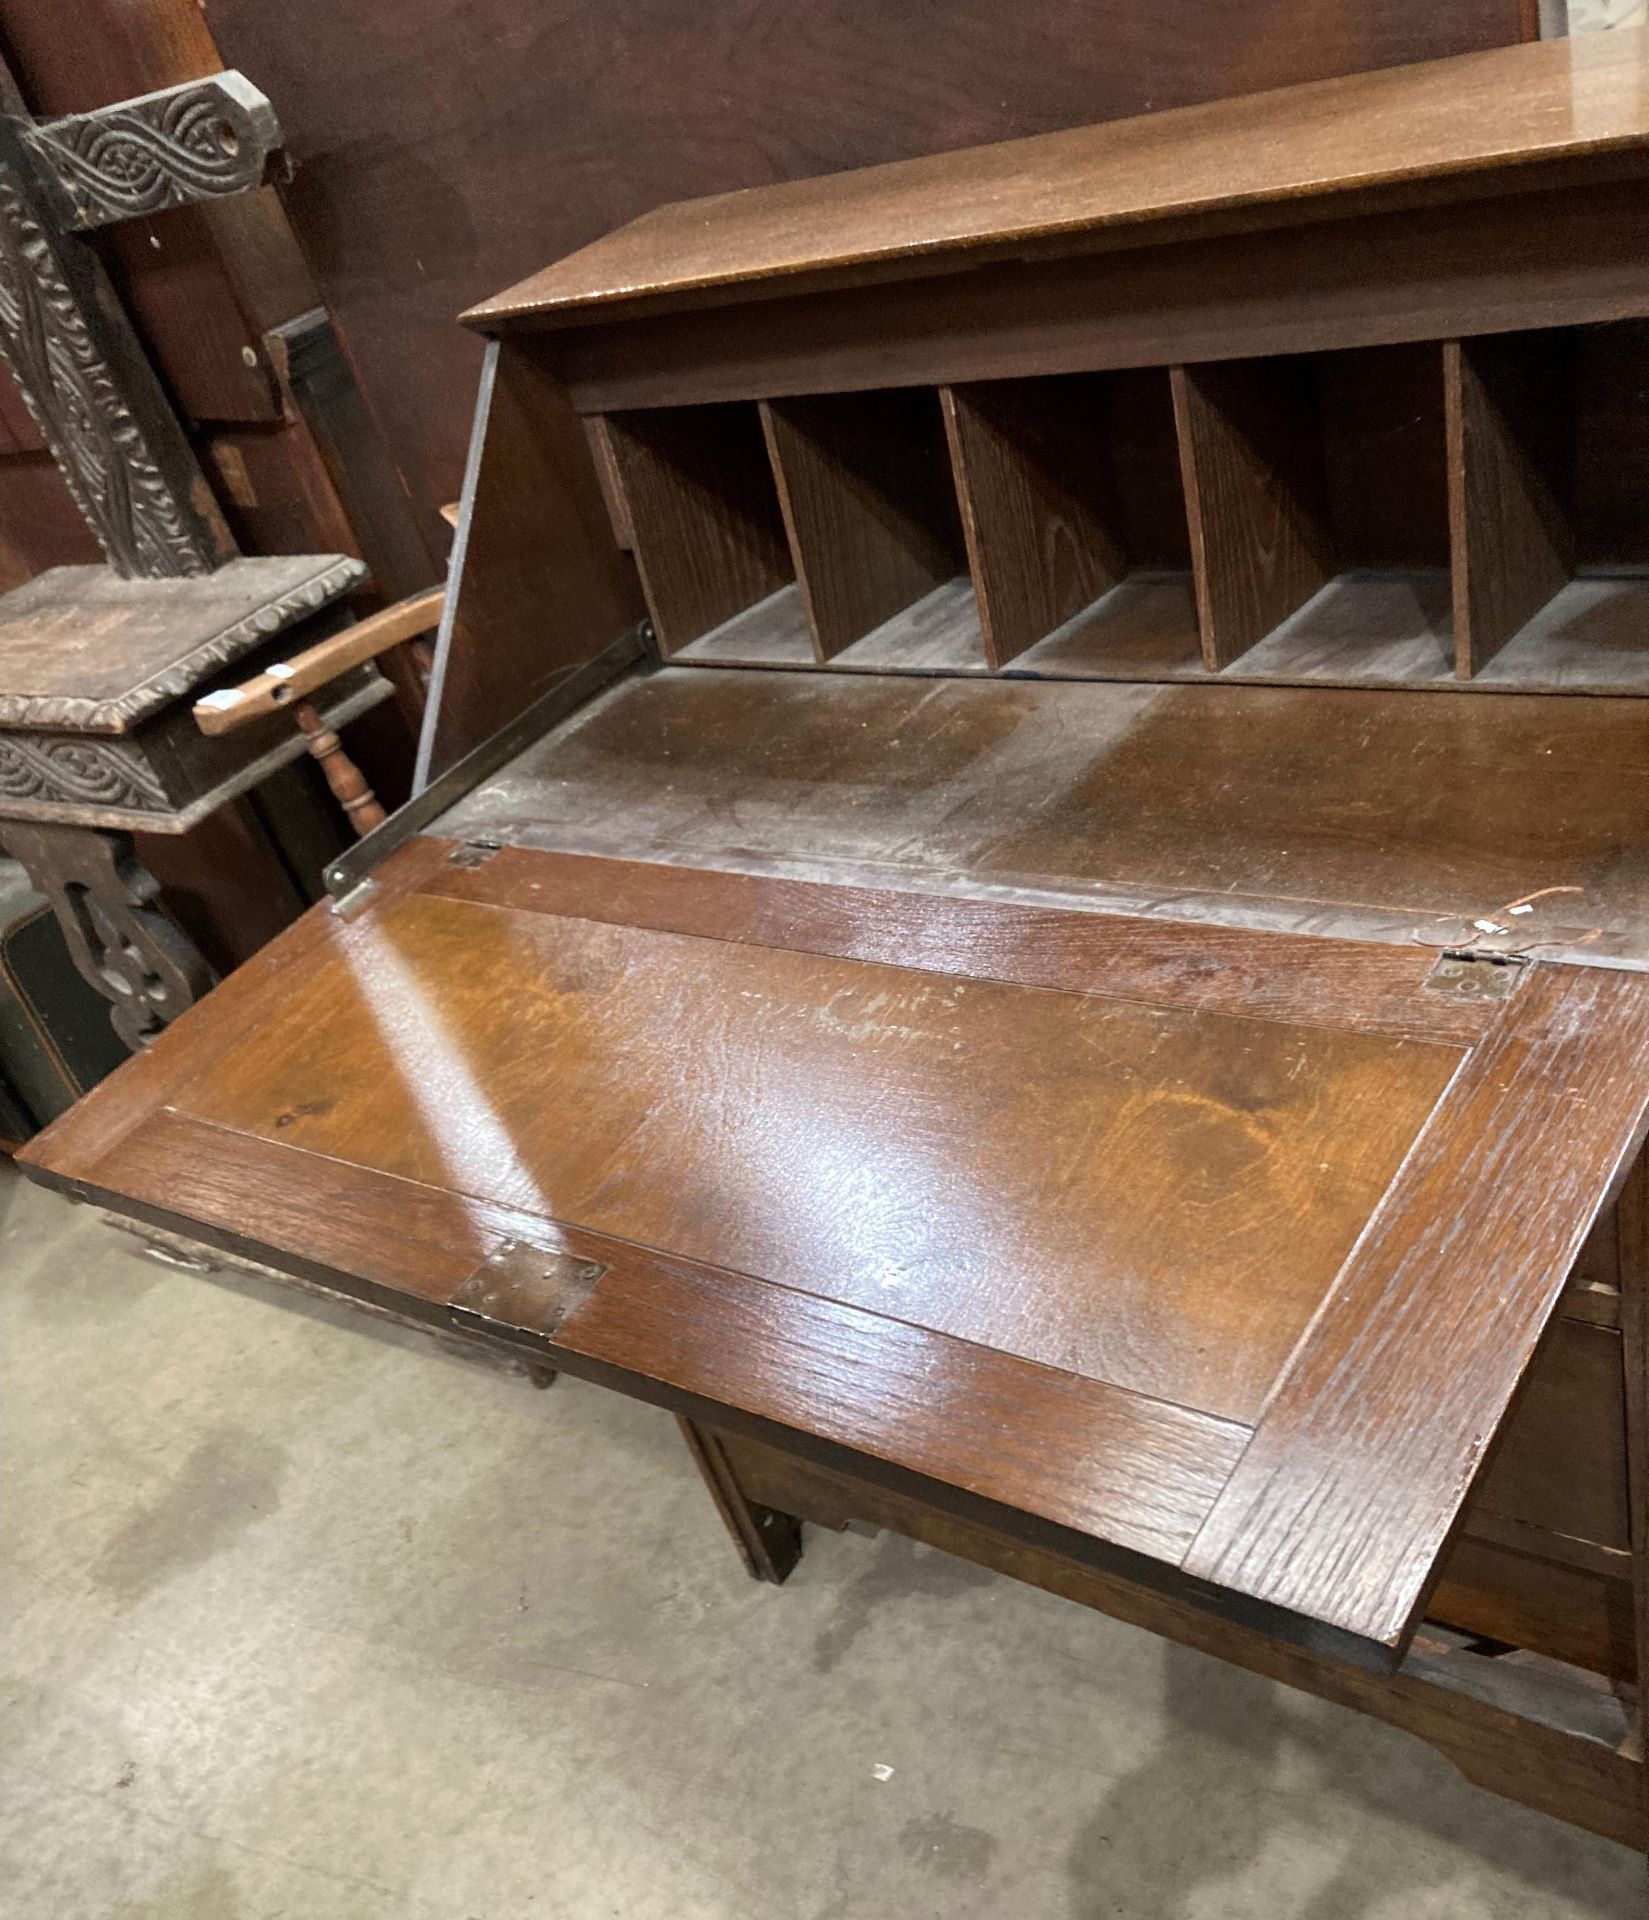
[679, 1417, 803, 1583]
[1619, 1146, 1649, 1865]
[4, 821, 213, 1050]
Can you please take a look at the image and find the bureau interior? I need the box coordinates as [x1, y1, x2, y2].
[577, 319, 1649, 696]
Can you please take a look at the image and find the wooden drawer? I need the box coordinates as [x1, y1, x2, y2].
[1433, 1313, 1632, 1677]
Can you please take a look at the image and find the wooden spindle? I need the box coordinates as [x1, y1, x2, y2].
[291, 699, 387, 836]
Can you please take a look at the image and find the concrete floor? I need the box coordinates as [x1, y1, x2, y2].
[2, 1163, 1645, 1919]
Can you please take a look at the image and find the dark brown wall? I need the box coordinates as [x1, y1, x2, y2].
[201, 0, 1530, 550]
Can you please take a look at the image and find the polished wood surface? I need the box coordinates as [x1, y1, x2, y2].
[550, 182, 1649, 419]
[22, 835, 1649, 1669]
[193, 588, 445, 733]
[1184, 963, 1649, 1650]
[170, 888, 1457, 1425]
[470, 31, 1620, 330]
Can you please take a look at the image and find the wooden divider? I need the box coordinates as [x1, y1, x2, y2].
[1446, 334, 1577, 678]
[941, 379, 1126, 667]
[600, 403, 792, 655]
[596, 328, 1649, 693]
[1172, 358, 1333, 671]
[761, 389, 965, 660]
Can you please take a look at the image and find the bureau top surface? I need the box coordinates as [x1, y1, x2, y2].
[469, 31, 1649, 330]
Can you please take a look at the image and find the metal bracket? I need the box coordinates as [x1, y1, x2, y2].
[325, 622, 646, 911]
[1424, 950, 1528, 1000]
[448, 1239, 608, 1352]
[447, 839, 501, 870]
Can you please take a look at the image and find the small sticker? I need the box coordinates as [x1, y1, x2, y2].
[268, 662, 296, 681]
[197, 689, 242, 710]
[1472, 919, 1507, 936]
[1509, 903, 1534, 916]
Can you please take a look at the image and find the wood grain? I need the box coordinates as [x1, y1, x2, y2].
[424, 845, 1497, 1046]
[16, 834, 451, 1180]
[601, 404, 792, 654]
[162, 883, 1461, 1424]
[556, 1245, 1250, 1564]
[1173, 359, 1331, 669]
[941, 380, 1125, 666]
[471, 30, 1618, 331]
[48, 1105, 1249, 1572]
[1447, 334, 1576, 676]
[761, 390, 964, 659]
[1185, 963, 1649, 1657]
[553, 183, 1649, 417]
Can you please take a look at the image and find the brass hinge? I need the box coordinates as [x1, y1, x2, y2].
[449, 1239, 608, 1351]
[1424, 950, 1528, 1000]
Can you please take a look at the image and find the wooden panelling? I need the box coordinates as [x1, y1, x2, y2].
[472, 30, 1648, 332]
[1172, 359, 1331, 669]
[1447, 333, 1577, 676]
[601, 404, 792, 654]
[0, 0, 296, 424]
[1186, 964, 1649, 1657]
[761, 389, 965, 660]
[0, 452, 103, 591]
[163, 883, 1460, 1424]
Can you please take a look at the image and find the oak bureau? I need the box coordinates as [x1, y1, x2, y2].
[25, 31, 1649, 1854]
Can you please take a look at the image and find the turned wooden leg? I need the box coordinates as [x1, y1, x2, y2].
[679, 1417, 803, 1583]
[292, 699, 387, 837]
[1619, 1147, 1649, 1863]
[5, 821, 213, 1050]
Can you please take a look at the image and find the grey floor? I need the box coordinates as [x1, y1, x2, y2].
[2, 1164, 1645, 1919]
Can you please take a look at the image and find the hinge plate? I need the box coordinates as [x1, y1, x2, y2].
[1424, 951, 1527, 1000]
[449, 1239, 607, 1349]
[447, 839, 501, 870]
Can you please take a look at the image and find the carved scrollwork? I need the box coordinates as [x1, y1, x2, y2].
[24, 74, 282, 232]
[0, 733, 170, 813]
[5, 821, 212, 1048]
[0, 161, 216, 577]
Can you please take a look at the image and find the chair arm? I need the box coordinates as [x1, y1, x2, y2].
[193, 587, 445, 736]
